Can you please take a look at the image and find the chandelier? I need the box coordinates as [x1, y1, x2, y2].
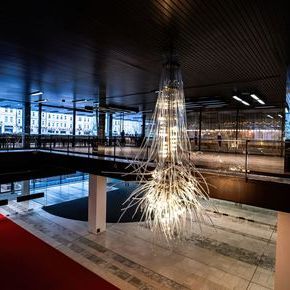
[122, 56, 212, 241]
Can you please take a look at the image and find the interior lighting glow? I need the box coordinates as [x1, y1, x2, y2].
[30, 91, 43, 96]
[250, 94, 265, 105]
[122, 58, 213, 241]
[233, 96, 250, 106]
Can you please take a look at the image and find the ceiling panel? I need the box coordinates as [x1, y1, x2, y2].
[0, 0, 288, 111]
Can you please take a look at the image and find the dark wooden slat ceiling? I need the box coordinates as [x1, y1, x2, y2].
[0, 0, 288, 111]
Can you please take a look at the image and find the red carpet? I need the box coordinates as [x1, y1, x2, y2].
[0, 214, 119, 290]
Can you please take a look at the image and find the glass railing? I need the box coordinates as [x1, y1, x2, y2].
[0, 134, 289, 177]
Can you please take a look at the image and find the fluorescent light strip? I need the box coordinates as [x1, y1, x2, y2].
[257, 99, 265, 105]
[34, 99, 48, 103]
[267, 114, 274, 119]
[233, 96, 249, 106]
[30, 91, 43, 96]
[278, 114, 283, 118]
[250, 94, 265, 105]
[73, 99, 88, 103]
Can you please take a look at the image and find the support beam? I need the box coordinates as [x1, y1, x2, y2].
[198, 109, 202, 151]
[22, 180, 30, 196]
[97, 85, 106, 144]
[108, 113, 113, 145]
[72, 107, 76, 147]
[88, 174, 107, 234]
[38, 103, 42, 146]
[275, 211, 290, 290]
[141, 113, 146, 140]
[23, 101, 31, 149]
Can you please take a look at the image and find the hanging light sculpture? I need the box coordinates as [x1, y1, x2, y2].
[122, 56, 212, 241]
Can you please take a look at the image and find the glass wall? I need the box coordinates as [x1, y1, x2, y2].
[112, 113, 142, 136]
[187, 108, 283, 141]
[76, 111, 96, 136]
[238, 109, 282, 140]
[286, 110, 290, 140]
[0, 106, 22, 134]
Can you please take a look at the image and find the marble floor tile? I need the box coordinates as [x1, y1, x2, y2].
[0, 178, 278, 290]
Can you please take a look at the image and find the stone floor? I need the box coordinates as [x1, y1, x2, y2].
[0, 178, 277, 290]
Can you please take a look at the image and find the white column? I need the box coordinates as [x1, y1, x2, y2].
[22, 180, 30, 196]
[88, 174, 107, 234]
[275, 211, 290, 290]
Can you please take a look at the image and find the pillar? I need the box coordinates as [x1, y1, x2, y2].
[20, 180, 30, 210]
[97, 84, 106, 144]
[88, 174, 107, 233]
[275, 211, 290, 290]
[108, 113, 113, 145]
[198, 109, 202, 151]
[141, 113, 146, 140]
[38, 103, 42, 147]
[23, 101, 31, 148]
[235, 109, 239, 154]
[72, 107, 76, 147]
[21, 180, 30, 196]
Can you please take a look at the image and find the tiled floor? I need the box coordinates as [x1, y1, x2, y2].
[0, 179, 277, 290]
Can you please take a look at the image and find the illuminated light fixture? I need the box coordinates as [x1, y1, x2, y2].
[233, 95, 250, 106]
[34, 99, 48, 103]
[267, 114, 274, 119]
[72, 99, 88, 103]
[122, 56, 212, 241]
[30, 91, 43, 96]
[250, 94, 265, 105]
[286, 108, 289, 114]
[278, 114, 283, 118]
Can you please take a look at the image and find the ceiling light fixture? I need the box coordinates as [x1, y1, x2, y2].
[233, 95, 250, 106]
[34, 99, 48, 103]
[267, 114, 274, 119]
[122, 56, 212, 241]
[278, 114, 283, 118]
[250, 94, 265, 105]
[72, 99, 88, 103]
[30, 91, 43, 96]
